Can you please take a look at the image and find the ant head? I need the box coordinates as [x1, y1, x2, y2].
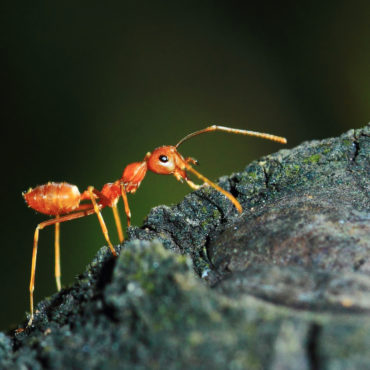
[146, 146, 185, 175]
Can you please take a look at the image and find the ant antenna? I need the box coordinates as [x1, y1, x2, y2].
[175, 125, 287, 148]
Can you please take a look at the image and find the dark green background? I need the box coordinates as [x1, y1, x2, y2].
[0, 2, 369, 330]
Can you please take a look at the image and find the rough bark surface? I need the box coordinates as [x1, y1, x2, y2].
[1, 124, 369, 369]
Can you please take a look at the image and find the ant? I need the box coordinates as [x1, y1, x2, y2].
[23, 125, 287, 327]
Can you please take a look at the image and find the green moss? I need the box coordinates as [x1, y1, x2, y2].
[342, 139, 352, 146]
[303, 154, 321, 164]
[285, 164, 300, 177]
[188, 331, 204, 346]
[248, 171, 258, 179]
[199, 210, 221, 230]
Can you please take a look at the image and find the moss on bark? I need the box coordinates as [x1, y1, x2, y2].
[2, 125, 369, 369]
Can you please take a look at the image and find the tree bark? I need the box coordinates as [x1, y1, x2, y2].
[1, 124, 369, 369]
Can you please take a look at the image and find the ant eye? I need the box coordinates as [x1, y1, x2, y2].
[159, 155, 168, 163]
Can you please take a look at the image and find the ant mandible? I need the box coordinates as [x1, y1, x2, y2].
[23, 125, 287, 327]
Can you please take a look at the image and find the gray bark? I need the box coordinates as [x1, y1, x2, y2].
[1, 124, 369, 369]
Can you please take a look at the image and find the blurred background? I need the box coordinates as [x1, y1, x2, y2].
[0, 1, 369, 330]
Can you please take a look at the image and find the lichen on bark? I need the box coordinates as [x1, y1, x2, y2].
[1, 124, 369, 369]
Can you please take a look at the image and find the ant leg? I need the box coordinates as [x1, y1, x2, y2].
[184, 158, 201, 190]
[184, 178, 201, 190]
[28, 208, 97, 327]
[112, 204, 124, 243]
[173, 170, 201, 191]
[28, 224, 40, 326]
[183, 160, 201, 190]
[87, 187, 117, 257]
[86, 187, 124, 243]
[186, 157, 199, 166]
[184, 163, 242, 214]
[120, 183, 131, 227]
[54, 216, 61, 291]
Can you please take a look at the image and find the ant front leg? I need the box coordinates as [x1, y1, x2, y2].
[186, 157, 199, 166]
[173, 168, 201, 190]
[184, 158, 201, 190]
[185, 179, 201, 190]
[183, 163, 243, 214]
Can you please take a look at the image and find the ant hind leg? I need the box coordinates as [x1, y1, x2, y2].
[27, 208, 97, 327]
[54, 216, 61, 291]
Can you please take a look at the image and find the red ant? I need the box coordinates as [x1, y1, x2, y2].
[23, 125, 287, 327]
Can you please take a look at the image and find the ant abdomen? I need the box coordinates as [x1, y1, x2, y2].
[23, 182, 81, 216]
